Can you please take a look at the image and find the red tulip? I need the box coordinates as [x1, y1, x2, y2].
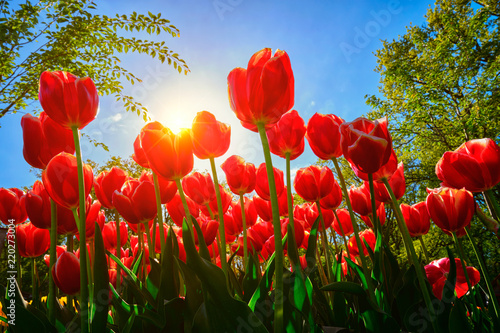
[401, 202, 430, 237]
[436, 138, 500, 192]
[16, 222, 50, 258]
[360, 202, 386, 229]
[221, 155, 256, 195]
[426, 187, 475, 236]
[266, 109, 306, 160]
[233, 220, 274, 255]
[227, 48, 294, 132]
[232, 197, 258, 230]
[305, 113, 344, 160]
[254, 188, 289, 222]
[94, 167, 128, 209]
[223, 211, 240, 242]
[199, 184, 232, 218]
[347, 229, 376, 257]
[350, 150, 398, 182]
[166, 193, 200, 227]
[319, 178, 343, 210]
[112, 178, 157, 224]
[44, 245, 67, 267]
[192, 215, 219, 246]
[25, 181, 51, 229]
[182, 172, 216, 206]
[54, 204, 78, 235]
[0, 188, 27, 225]
[151, 223, 168, 254]
[255, 163, 284, 201]
[280, 217, 305, 249]
[130, 235, 150, 262]
[340, 117, 393, 174]
[39, 71, 99, 129]
[140, 122, 194, 180]
[333, 209, 354, 236]
[425, 257, 480, 300]
[42, 152, 93, 210]
[52, 251, 80, 295]
[295, 202, 334, 231]
[191, 111, 231, 159]
[348, 183, 378, 217]
[102, 221, 129, 251]
[368, 162, 406, 203]
[139, 171, 177, 204]
[21, 112, 75, 169]
[132, 122, 164, 168]
[294, 165, 334, 202]
[335, 253, 358, 277]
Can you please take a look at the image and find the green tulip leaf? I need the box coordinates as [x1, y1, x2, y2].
[190, 215, 211, 261]
[305, 216, 321, 274]
[243, 254, 260, 303]
[91, 222, 110, 333]
[321, 281, 366, 295]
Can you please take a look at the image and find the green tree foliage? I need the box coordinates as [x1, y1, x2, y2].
[365, 0, 500, 196]
[0, 0, 189, 122]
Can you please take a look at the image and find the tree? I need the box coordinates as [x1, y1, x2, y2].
[365, 0, 500, 197]
[0, 0, 189, 122]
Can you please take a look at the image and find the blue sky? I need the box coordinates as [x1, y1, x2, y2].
[0, 0, 432, 189]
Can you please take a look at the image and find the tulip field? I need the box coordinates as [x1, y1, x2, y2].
[1, 47, 500, 333]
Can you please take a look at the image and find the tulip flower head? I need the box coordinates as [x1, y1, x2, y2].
[94, 167, 129, 209]
[112, 178, 157, 225]
[266, 109, 306, 160]
[39, 71, 99, 129]
[425, 257, 480, 300]
[401, 202, 430, 237]
[221, 155, 256, 195]
[305, 113, 344, 160]
[0, 187, 27, 225]
[255, 163, 284, 201]
[191, 111, 231, 159]
[16, 222, 50, 258]
[52, 251, 81, 295]
[227, 48, 294, 132]
[436, 138, 500, 192]
[294, 165, 334, 203]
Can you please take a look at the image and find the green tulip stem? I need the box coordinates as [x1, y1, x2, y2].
[71, 126, 89, 333]
[382, 177, 439, 332]
[145, 222, 153, 259]
[209, 157, 229, 284]
[331, 157, 376, 302]
[67, 233, 74, 253]
[115, 210, 121, 290]
[239, 194, 249, 268]
[485, 189, 500, 221]
[367, 174, 381, 236]
[257, 122, 284, 333]
[333, 209, 350, 258]
[204, 203, 215, 220]
[48, 199, 57, 324]
[315, 201, 333, 282]
[418, 236, 429, 263]
[152, 172, 165, 257]
[465, 228, 500, 321]
[285, 153, 296, 245]
[31, 257, 37, 307]
[452, 231, 478, 316]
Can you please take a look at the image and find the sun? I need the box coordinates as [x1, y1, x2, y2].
[161, 112, 193, 134]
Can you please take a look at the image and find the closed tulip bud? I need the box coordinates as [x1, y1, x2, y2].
[132, 122, 164, 168]
[39, 71, 99, 129]
[333, 209, 354, 236]
[436, 138, 500, 192]
[266, 110, 306, 160]
[94, 167, 128, 209]
[255, 163, 284, 201]
[102, 221, 128, 251]
[192, 215, 219, 246]
[166, 193, 200, 227]
[426, 187, 475, 236]
[348, 183, 378, 217]
[348, 229, 376, 257]
[52, 251, 81, 295]
[182, 172, 216, 206]
[232, 197, 258, 229]
[306, 113, 344, 160]
[294, 165, 334, 203]
[0, 187, 27, 225]
[42, 152, 93, 210]
[25, 181, 51, 229]
[221, 155, 256, 195]
[191, 111, 231, 159]
[401, 202, 430, 237]
[112, 178, 157, 225]
[227, 48, 294, 132]
[340, 117, 393, 174]
[16, 222, 50, 258]
[223, 211, 240, 241]
[21, 112, 75, 169]
[368, 162, 406, 203]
